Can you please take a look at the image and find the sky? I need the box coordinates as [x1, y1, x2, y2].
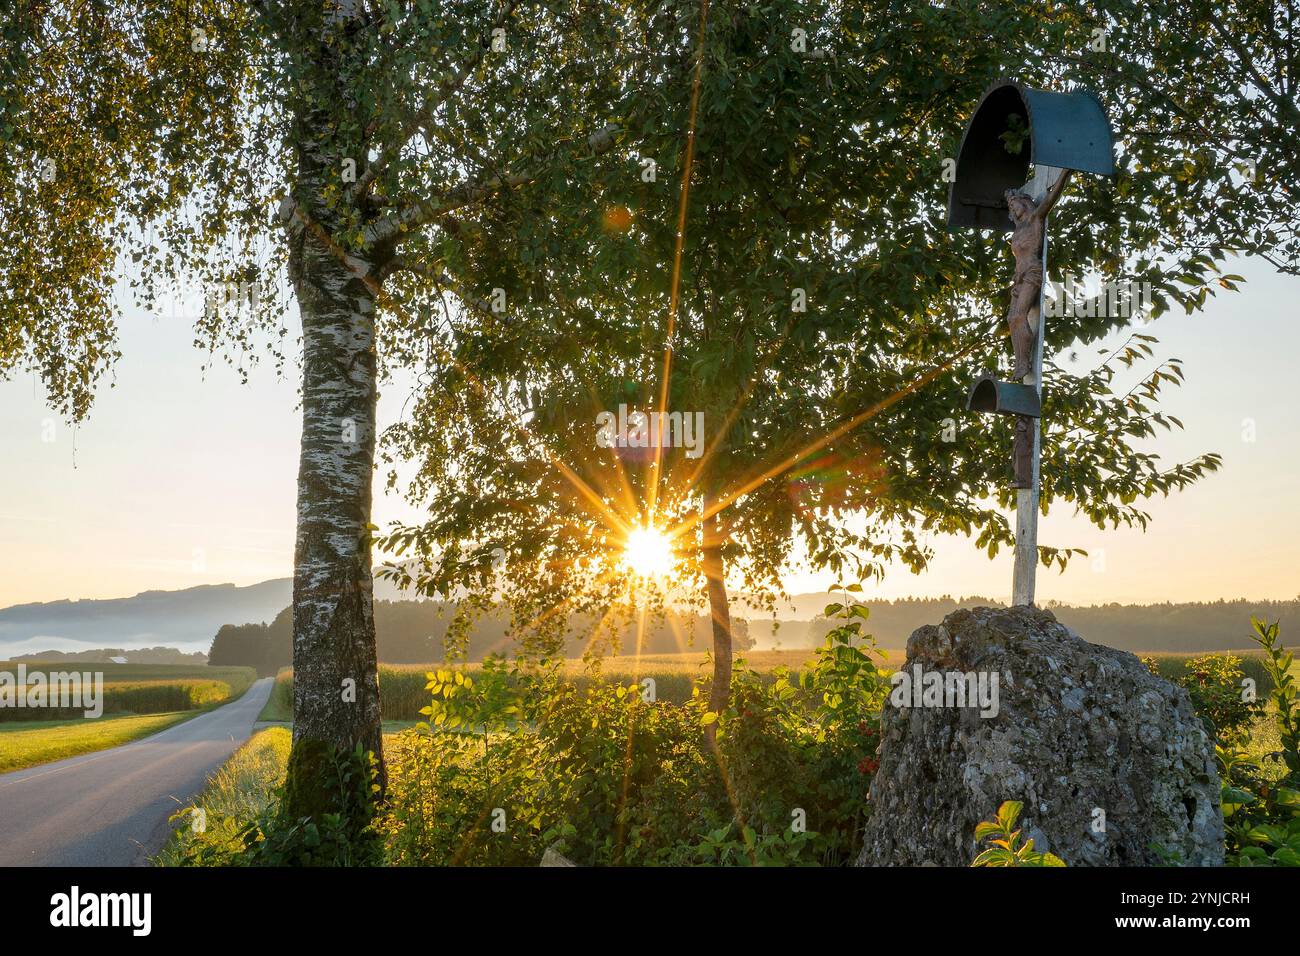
[0, 256, 1296, 610]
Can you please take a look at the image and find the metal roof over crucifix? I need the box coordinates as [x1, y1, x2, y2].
[947, 79, 1115, 232]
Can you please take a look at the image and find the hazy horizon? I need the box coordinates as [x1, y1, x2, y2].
[4, 573, 1300, 614]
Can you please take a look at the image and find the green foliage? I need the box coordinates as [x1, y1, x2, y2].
[999, 113, 1030, 156]
[380, 601, 888, 866]
[1255, 619, 1300, 781]
[1076, 0, 1300, 278]
[971, 801, 1066, 868]
[176, 742, 384, 867]
[422, 655, 523, 734]
[208, 619, 290, 677]
[379, 0, 1231, 663]
[1219, 620, 1300, 867]
[1142, 652, 1266, 742]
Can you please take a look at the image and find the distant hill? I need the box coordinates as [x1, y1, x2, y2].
[0, 580, 291, 656]
[4, 646, 207, 665]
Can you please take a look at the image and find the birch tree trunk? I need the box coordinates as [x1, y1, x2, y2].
[280, 1, 388, 813]
[287, 232, 386, 804]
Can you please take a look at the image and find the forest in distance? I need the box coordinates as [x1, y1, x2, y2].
[198, 595, 1300, 674]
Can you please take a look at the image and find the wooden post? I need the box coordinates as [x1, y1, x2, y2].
[1011, 166, 1062, 607]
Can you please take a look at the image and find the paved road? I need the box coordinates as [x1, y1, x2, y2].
[0, 678, 274, 866]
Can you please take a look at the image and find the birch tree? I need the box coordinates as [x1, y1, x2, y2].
[2, 0, 643, 809]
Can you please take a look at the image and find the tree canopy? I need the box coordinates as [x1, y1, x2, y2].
[375, 0, 1268, 661]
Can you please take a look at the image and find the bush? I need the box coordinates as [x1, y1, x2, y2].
[1216, 620, 1300, 867]
[379, 596, 888, 866]
[1141, 653, 1266, 742]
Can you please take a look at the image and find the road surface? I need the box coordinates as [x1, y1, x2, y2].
[0, 677, 273, 866]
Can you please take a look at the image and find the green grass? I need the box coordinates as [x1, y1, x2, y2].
[153, 727, 292, 866]
[0, 663, 259, 771]
[256, 669, 293, 723]
[0, 711, 195, 772]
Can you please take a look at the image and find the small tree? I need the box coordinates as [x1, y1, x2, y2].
[378, 0, 1246, 711]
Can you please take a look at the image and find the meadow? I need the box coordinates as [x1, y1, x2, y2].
[0, 712, 196, 773]
[0, 662, 257, 771]
[163, 633, 1300, 868]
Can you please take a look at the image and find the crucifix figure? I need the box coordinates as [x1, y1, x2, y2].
[1003, 169, 1071, 382]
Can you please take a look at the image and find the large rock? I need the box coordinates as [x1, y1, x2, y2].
[858, 605, 1223, 866]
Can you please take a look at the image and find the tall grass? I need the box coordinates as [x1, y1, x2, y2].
[153, 727, 292, 866]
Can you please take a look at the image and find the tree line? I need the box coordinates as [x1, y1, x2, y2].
[749, 596, 1300, 653]
[208, 601, 752, 673]
[208, 593, 1295, 672]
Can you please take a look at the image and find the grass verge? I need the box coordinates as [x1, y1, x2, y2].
[153, 727, 411, 866]
[0, 711, 194, 773]
[153, 726, 292, 866]
[256, 669, 293, 722]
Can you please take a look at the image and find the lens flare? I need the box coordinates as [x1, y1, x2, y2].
[622, 525, 674, 579]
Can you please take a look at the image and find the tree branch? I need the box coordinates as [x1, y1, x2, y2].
[387, 257, 496, 317]
[1208, 16, 1300, 132]
[352, 0, 528, 199]
[363, 123, 620, 247]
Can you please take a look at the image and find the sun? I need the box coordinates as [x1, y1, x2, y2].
[622, 525, 674, 579]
